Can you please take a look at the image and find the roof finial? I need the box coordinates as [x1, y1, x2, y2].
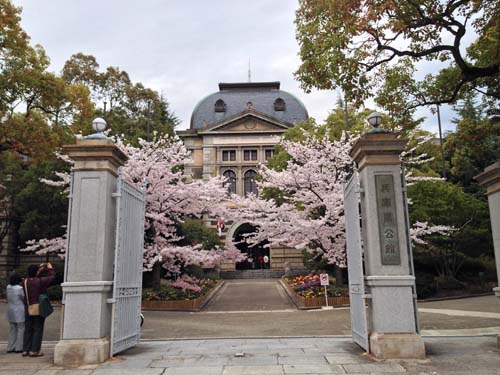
[248, 59, 252, 83]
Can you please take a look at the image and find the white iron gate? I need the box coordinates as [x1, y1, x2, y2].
[344, 173, 369, 351]
[400, 165, 420, 332]
[110, 177, 145, 356]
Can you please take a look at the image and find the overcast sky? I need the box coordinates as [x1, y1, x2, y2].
[15, 0, 458, 134]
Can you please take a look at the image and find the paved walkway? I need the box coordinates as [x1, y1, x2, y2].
[1, 284, 500, 340]
[1, 336, 499, 374]
[205, 280, 295, 312]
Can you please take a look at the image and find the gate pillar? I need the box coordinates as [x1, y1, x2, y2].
[54, 136, 128, 366]
[350, 126, 425, 359]
[475, 162, 500, 348]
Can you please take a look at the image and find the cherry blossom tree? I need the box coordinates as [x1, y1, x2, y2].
[220, 131, 452, 272]
[21, 134, 243, 276]
[222, 133, 355, 267]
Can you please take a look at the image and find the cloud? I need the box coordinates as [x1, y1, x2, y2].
[14, 0, 459, 135]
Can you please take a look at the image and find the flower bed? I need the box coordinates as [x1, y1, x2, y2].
[141, 275, 223, 311]
[282, 275, 349, 309]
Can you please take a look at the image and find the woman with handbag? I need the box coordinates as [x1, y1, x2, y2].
[22, 263, 56, 357]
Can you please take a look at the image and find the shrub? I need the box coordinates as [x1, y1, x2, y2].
[184, 264, 205, 279]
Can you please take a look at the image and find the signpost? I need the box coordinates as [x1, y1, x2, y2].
[320, 273, 331, 309]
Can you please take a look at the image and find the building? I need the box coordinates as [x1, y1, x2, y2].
[177, 81, 308, 273]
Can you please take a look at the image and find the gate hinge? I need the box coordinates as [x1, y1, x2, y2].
[111, 192, 121, 198]
[107, 298, 116, 304]
[362, 293, 372, 299]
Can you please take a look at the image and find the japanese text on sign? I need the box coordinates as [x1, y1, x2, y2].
[375, 174, 401, 265]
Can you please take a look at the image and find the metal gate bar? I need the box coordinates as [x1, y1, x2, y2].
[344, 173, 369, 352]
[110, 177, 145, 356]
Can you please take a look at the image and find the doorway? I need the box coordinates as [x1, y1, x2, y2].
[233, 223, 270, 270]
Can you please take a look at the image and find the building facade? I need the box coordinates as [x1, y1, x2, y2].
[178, 82, 308, 272]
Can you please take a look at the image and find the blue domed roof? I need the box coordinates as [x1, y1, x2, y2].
[190, 82, 308, 130]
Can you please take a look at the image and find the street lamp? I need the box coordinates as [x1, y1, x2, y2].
[85, 117, 108, 139]
[367, 112, 382, 128]
[366, 112, 387, 134]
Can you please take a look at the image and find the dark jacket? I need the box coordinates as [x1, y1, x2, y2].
[24, 268, 56, 306]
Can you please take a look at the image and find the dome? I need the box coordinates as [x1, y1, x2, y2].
[190, 82, 309, 130]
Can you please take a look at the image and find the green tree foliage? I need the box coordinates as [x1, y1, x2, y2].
[0, 152, 69, 244]
[409, 181, 492, 279]
[62, 53, 179, 144]
[445, 96, 500, 194]
[295, 0, 500, 111]
[0, 0, 179, 250]
[176, 219, 222, 251]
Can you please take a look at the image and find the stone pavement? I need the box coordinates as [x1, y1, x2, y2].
[1, 287, 500, 340]
[1, 336, 500, 374]
[205, 280, 296, 312]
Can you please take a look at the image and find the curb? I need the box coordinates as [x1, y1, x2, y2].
[141, 280, 226, 312]
[200, 280, 226, 311]
[418, 292, 494, 303]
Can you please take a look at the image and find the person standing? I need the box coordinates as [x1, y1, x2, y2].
[6, 273, 25, 353]
[263, 255, 269, 269]
[258, 255, 264, 269]
[22, 263, 56, 357]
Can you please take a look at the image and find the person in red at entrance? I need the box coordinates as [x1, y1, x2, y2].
[22, 263, 56, 357]
[258, 255, 264, 269]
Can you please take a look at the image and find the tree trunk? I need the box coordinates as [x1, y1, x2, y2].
[152, 262, 162, 290]
[334, 265, 344, 285]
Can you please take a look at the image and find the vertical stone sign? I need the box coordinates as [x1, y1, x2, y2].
[375, 175, 401, 265]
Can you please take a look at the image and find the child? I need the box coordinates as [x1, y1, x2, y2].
[6, 273, 25, 353]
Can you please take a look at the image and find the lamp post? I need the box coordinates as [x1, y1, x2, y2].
[436, 105, 447, 180]
[146, 100, 152, 142]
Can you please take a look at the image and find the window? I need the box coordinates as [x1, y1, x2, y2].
[265, 149, 274, 161]
[215, 99, 226, 112]
[222, 150, 236, 161]
[274, 98, 286, 111]
[244, 170, 258, 196]
[243, 149, 258, 161]
[223, 170, 237, 195]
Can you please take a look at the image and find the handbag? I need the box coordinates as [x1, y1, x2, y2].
[39, 293, 53, 318]
[24, 280, 40, 316]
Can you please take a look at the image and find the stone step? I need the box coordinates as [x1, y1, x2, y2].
[220, 269, 286, 279]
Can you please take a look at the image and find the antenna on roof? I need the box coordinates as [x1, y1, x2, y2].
[248, 59, 252, 83]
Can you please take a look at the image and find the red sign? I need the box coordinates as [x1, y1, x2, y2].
[320, 273, 329, 286]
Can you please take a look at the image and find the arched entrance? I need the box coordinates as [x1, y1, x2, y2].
[233, 223, 270, 270]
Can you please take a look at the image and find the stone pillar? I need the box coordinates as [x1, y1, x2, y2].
[475, 162, 500, 348]
[54, 138, 128, 366]
[350, 132, 425, 359]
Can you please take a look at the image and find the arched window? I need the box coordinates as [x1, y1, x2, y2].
[274, 98, 286, 111]
[244, 170, 258, 196]
[215, 99, 226, 112]
[223, 170, 237, 195]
